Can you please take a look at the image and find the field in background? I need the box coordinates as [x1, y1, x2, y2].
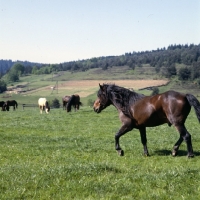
[0, 78, 169, 105]
[2, 65, 200, 105]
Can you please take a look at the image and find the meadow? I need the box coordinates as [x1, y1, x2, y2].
[1, 67, 200, 199]
[0, 106, 200, 199]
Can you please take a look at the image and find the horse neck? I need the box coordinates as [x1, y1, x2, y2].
[109, 89, 144, 116]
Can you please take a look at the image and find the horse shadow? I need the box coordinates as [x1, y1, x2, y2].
[154, 149, 200, 157]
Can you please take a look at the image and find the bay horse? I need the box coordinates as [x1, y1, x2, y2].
[66, 94, 82, 112]
[3, 100, 18, 111]
[93, 83, 200, 158]
[0, 101, 5, 111]
[38, 98, 50, 114]
[62, 95, 71, 110]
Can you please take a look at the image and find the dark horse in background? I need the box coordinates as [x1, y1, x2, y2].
[66, 94, 82, 112]
[0, 101, 5, 111]
[3, 100, 18, 111]
[62, 95, 71, 110]
[93, 83, 200, 158]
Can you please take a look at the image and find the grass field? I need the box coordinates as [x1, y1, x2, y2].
[1, 67, 200, 199]
[0, 106, 200, 199]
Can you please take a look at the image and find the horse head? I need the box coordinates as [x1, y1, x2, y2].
[3, 102, 9, 111]
[93, 84, 112, 113]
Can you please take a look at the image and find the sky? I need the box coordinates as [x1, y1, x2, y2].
[0, 0, 200, 64]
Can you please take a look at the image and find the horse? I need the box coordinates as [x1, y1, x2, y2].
[93, 83, 200, 158]
[66, 94, 82, 112]
[3, 100, 18, 111]
[62, 95, 71, 110]
[38, 98, 50, 114]
[0, 101, 6, 111]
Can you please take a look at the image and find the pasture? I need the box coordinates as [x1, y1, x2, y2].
[0, 106, 200, 199]
[1, 79, 169, 106]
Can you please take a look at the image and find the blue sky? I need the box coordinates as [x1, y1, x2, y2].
[0, 0, 200, 64]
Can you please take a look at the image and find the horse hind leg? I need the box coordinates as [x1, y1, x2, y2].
[173, 124, 194, 157]
[139, 127, 149, 156]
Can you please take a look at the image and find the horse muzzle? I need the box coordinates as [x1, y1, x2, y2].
[93, 106, 101, 113]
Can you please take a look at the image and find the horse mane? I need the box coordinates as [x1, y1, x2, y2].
[105, 84, 145, 117]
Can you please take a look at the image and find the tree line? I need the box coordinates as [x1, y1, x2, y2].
[0, 43, 200, 93]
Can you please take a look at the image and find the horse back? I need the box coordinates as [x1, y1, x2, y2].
[38, 98, 47, 106]
[62, 96, 71, 102]
[130, 90, 191, 127]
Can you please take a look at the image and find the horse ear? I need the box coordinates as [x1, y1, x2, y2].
[99, 84, 104, 91]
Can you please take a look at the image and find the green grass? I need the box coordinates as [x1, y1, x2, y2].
[0, 106, 200, 199]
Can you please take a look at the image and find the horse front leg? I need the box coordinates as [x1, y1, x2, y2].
[115, 125, 133, 156]
[139, 127, 149, 156]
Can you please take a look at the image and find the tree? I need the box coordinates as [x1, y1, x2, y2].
[0, 80, 7, 93]
[12, 63, 25, 76]
[151, 87, 159, 95]
[191, 61, 200, 80]
[6, 70, 19, 82]
[178, 67, 191, 80]
[32, 66, 38, 74]
[51, 98, 60, 108]
[166, 63, 177, 78]
[102, 63, 108, 70]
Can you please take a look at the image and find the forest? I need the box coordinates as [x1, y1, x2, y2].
[0, 43, 200, 93]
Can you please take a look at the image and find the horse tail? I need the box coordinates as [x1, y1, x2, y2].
[186, 94, 200, 123]
[15, 100, 18, 109]
[66, 95, 75, 112]
[79, 101, 82, 106]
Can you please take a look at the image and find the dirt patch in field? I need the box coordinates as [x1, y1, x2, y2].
[57, 80, 169, 97]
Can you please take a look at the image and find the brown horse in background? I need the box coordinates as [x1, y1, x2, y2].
[66, 94, 82, 112]
[62, 95, 71, 110]
[3, 100, 18, 111]
[93, 83, 200, 158]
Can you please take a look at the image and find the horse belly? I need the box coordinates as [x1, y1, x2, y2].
[133, 106, 169, 127]
[143, 113, 169, 127]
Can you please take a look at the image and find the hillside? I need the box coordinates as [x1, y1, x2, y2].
[0, 43, 200, 106]
[1, 43, 199, 78]
[0, 64, 200, 108]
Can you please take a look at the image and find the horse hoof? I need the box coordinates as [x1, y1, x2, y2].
[172, 150, 177, 157]
[117, 150, 124, 156]
[187, 154, 194, 158]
